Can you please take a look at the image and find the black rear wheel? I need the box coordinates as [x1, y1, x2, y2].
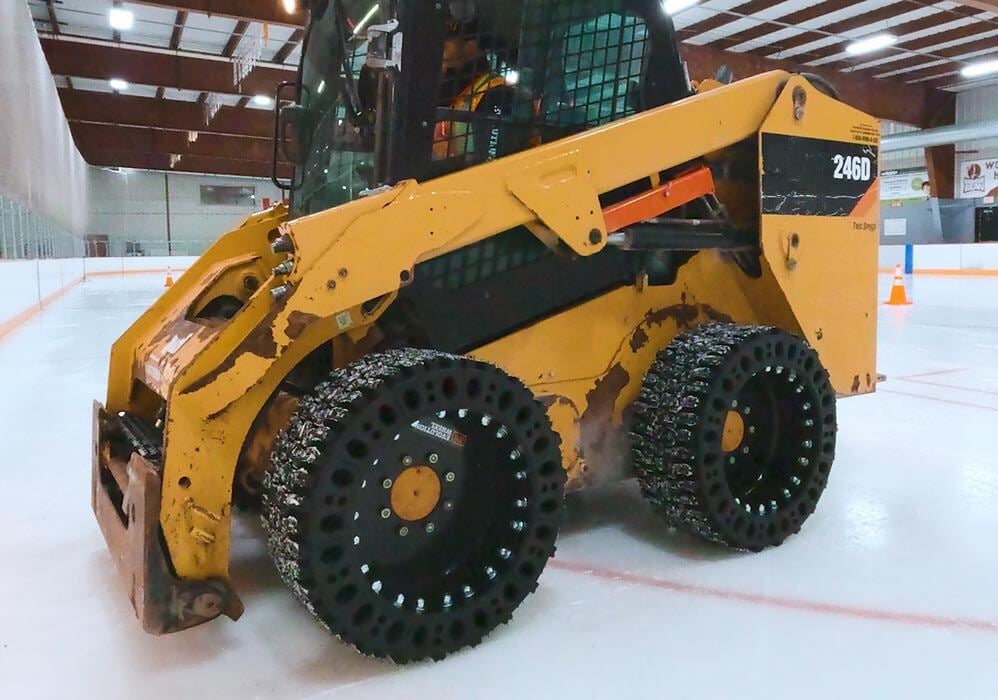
[263, 349, 565, 662]
[631, 324, 836, 551]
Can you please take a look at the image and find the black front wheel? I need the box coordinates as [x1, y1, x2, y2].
[631, 324, 837, 551]
[263, 349, 565, 662]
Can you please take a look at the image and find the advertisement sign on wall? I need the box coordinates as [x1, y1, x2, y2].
[958, 158, 998, 199]
[881, 169, 930, 201]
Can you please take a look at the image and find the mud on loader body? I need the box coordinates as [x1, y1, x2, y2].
[92, 0, 879, 659]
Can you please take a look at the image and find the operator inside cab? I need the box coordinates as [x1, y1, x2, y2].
[433, 7, 516, 163]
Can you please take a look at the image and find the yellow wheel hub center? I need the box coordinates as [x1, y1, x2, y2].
[721, 410, 745, 453]
[390, 466, 442, 522]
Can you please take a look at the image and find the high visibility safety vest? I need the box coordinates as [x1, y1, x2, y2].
[433, 72, 508, 160]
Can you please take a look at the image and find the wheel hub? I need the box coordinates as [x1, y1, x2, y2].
[390, 466, 442, 522]
[721, 410, 745, 452]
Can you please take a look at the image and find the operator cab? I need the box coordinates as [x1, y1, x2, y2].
[276, 0, 692, 218]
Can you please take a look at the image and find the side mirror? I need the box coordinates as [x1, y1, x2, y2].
[272, 80, 309, 192]
[278, 104, 312, 166]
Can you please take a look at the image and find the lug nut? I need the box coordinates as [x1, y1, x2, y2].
[270, 284, 292, 301]
[273, 260, 294, 276]
[402, 455, 413, 467]
[271, 235, 293, 253]
[428, 453, 439, 464]
[399, 526, 409, 537]
[425, 523, 435, 533]
[443, 500, 454, 511]
[381, 508, 391, 519]
[382, 478, 393, 489]
[445, 472, 456, 482]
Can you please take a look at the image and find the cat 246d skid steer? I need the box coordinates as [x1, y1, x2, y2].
[92, 0, 880, 661]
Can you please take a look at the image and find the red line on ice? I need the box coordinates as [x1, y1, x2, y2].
[549, 559, 998, 633]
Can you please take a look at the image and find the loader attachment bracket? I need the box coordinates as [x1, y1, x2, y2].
[506, 150, 607, 255]
[91, 402, 244, 634]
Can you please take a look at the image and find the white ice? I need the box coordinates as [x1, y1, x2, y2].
[0, 273, 995, 699]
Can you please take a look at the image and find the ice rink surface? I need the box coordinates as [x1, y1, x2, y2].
[1, 273, 996, 699]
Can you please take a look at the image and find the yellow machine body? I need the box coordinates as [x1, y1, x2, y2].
[92, 72, 879, 633]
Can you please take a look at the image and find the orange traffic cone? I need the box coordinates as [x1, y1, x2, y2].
[884, 264, 910, 306]
[164, 266, 175, 288]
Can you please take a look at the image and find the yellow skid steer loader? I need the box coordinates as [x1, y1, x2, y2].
[92, 0, 879, 662]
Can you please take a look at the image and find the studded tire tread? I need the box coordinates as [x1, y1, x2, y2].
[630, 323, 837, 552]
[262, 349, 565, 663]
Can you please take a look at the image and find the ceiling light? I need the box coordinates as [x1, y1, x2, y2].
[962, 59, 998, 79]
[109, 78, 129, 91]
[281, 0, 297, 13]
[662, 0, 700, 14]
[845, 33, 898, 56]
[108, 8, 134, 31]
[352, 4, 380, 36]
[252, 94, 274, 107]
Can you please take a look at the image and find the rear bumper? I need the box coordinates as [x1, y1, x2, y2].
[91, 401, 243, 634]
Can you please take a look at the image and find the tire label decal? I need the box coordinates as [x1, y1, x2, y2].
[411, 420, 468, 448]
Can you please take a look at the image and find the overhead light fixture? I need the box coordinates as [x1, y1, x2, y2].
[253, 94, 274, 107]
[109, 78, 129, 91]
[962, 59, 998, 79]
[845, 33, 898, 56]
[352, 4, 380, 37]
[108, 8, 134, 31]
[282, 0, 297, 13]
[662, 0, 700, 15]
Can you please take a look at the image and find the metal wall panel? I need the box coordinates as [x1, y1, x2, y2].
[957, 84, 998, 162]
[88, 169, 284, 257]
[881, 120, 926, 171]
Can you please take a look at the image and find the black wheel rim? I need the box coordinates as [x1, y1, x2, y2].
[697, 332, 835, 547]
[348, 406, 540, 613]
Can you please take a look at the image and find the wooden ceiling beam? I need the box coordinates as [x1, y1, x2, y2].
[158, 10, 189, 99]
[680, 41, 955, 126]
[741, 2, 921, 60]
[810, 13, 990, 70]
[80, 147, 291, 179]
[273, 29, 304, 65]
[707, 0, 857, 52]
[58, 90, 274, 138]
[169, 10, 188, 50]
[677, 0, 783, 40]
[848, 29, 998, 78]
[126, 1, 305, 27]
[40, 37, 294, 97]
[221, 20, 250, 57]
[70, 121, 280, 163]
[950, 1, 998, 11]
[917, 52, 998, 89]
